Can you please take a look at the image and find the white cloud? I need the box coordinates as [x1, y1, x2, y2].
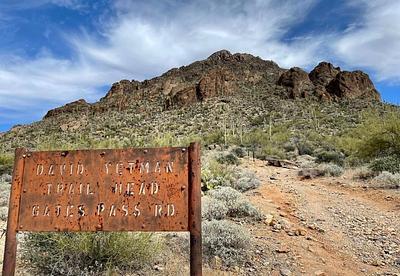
[1, 0, 326, 127]
[333, 0, 400, 81]
[5, 0, 400, 128]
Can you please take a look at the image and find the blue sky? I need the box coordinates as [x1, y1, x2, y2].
[0, 0, 399, 131]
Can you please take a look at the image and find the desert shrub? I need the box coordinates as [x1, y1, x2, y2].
[22, 232, 162, 275]
[0, 206, 8, 221]
[317, 163, 344, 177]
[0, 154, 13, 175]
[202, 157, 235, 190]
[296, 141, 314, 155]
[202, 220, 251, 266]
[370, 171, 400, 189]
[234, 201, 262, 219]
[216, 152, 240, 165]
[283, 142, 296, 152]
[207, 187, 262, 219]
[208, 187, 241, 210]
[353, 166, 376, 180]
[369, 156, 400, 174]
[338, 109, 400, 161]
[231, 147, 246, 158]
[315, 150, 345, 166]
[0, 174, 12, 182]
[230, 170, 260, 192]
[0, 188, 10, 207]
[202, 197, 229, 220]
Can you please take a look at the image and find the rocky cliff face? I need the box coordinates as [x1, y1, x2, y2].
[44, 50, 381, 119]
[278, 61, 380, 101]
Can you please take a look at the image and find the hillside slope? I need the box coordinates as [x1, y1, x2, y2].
[0, 50, 390, 153]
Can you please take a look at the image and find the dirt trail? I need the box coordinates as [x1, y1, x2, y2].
[243, 159, 400, 276]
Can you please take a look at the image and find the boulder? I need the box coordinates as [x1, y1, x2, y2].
[44, 99, 91, 119]
[326, 71, 381, 101]
[277, 67, 314, 98]
[309, 62, 340, 87]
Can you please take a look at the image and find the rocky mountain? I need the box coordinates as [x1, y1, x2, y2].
[0, 50, 388, 154]
[44, 50, 380, 119]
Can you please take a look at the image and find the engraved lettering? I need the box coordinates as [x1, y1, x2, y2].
[104, 162, 110, 174]
[126, 182, 134, 196]
[139, 183, 146, 195]
[68, 183, 74, 194]
[167, 204, 175, 216]
[79, 183, 83, 194]
[128, 162, 134, 174]
[154, 161, 161, 173]
[151, 182, 159, 195]
[134, 204, 141, 217]
[116, 162, 123, 175]
[36, 164, 44, 175]
[70, 163, 74, 175]
[77, 163, 84, 175]
[60, 164, 66, 175]
[57, 183, 64, 194]
[43, 205, 50, 216]
[86, 183, 94, 195]
[96, 203, 105, 215]
[154, 205, 162, 217]
[122, 205, 129, 216]
[139, 162, 149, 174]
[47, 183, 52, 195]
[66, 205, 74, 217]
[78, 205, 85, 216]
[166, 162, 173, 173]
[109, 205, 116, 217]
[32, 205, 39, 217]
[55, 205, 61, 217]
[48, 164, 55, 176]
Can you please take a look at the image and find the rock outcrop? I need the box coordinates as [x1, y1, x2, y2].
[277, 62, 380, 102]
[326, 71, 381, 101]
[277, 67, 314, 98]
[44, 50, 381, 119]
[44, 99, 91, 118]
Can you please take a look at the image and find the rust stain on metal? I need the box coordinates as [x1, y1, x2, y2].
[17, 147, 189, 232]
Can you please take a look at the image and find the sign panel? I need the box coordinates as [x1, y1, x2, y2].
[2, 143, 202, 276]
[18, 147, 189, 232]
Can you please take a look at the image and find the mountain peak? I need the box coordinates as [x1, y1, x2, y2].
[207, 49, 232, 61]
[43, 51, 381, 119]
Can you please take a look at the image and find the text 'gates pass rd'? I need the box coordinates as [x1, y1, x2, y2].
[3, 143, 202, 276]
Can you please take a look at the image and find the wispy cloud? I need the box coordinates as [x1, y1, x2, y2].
[333, 0, 400, 82]
[1, 0, 323, 128]
[1, 0, 399, 130]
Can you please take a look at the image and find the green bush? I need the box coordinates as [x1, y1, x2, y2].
[352, 166, 376, 180]
[315, 150, 345, 166]
[202, 197, 229, 220]
[207, 187, 262, 219]
[22, 232, 161, 275]
[317, 163, 344, 177]
[216, 152, 241, 165]
[0, 154, 13, 175]
[371, 171, 400, 189]
[369, 156, 400, 174]
[203, 220, 251, 266]
[201, 153, 236, 190]
[231, 147, 246, 158]
[231, 170, 260, 192]
[338, 109, 400, 161]
[296, 141, 314, 155]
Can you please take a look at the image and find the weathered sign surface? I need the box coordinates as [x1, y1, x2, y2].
[3, 143, 202, 276]
[18, 147, 188, 232]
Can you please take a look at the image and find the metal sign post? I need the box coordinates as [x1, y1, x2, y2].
[2, 143, 202, 276]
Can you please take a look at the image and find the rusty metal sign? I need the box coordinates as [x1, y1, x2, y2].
[2, 143, 202, 276]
